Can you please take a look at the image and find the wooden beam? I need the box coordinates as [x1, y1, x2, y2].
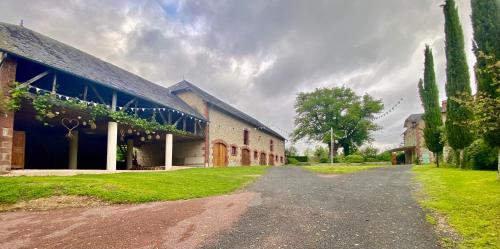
[158, 111, 167, 124]
[134, 101, 138, 115]
[122, 97, 137, 109]
[111, 91, 117, 112]
[83, 85, 88, 101]
[173, 116, 183, 126]
[182, 118, 186, 131]
[19, 70, 50, 88]
[51, 73, 57, 93]
[168, 111, 172, 124]
[89, 84, 107, 104]
[194, 121, 197, 134]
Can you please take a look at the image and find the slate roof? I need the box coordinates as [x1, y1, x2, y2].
[404, 113, 423, 128]
[0, 22, 204, 120]
[168, 80, 286, 140]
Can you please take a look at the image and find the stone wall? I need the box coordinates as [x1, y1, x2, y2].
[173, 141, 204, 166]
[136, 142, 165, 167]
[0, 56, 16, 173]
[208, 107, 285, 166]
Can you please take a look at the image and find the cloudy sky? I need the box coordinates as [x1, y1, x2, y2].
[0, 0, 476, 152]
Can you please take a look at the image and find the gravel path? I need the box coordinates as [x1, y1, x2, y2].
[202, 165, 440, 249]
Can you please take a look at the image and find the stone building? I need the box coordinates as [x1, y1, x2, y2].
[0, 22, 285, 173]
[390, 101, 447, 164]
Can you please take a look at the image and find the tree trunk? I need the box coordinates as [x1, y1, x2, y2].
[459, 150, 465, 169]
[497, 147, 499, 181]
[343, 144, 350, 156]
[455, 150, 460, 168]
[435, 151, 439, 168]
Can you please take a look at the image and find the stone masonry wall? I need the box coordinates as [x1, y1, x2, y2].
[0, 56, 16, 173]
[208, 107, 285, 166]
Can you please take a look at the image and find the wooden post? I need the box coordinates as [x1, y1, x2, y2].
[68, 131, 78, 169]
[83, 85, 88, 101]
[126, 139, 134, 170]
[51, 73, 57, 93]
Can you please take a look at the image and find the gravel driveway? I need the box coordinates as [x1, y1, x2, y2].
[202, 165, 440, 249]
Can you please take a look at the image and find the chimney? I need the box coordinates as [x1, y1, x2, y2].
[19, 20, 24, 27]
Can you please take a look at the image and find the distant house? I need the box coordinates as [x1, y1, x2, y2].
[390, 101, 447, 164]
[0, 22, 285, 173]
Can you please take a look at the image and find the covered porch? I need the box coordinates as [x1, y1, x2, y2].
[388, 146, 416, 165]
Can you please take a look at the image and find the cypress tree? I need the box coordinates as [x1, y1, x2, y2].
[418, 46, 444, 167]
[472, 0, 500, 96]
[443, 0, 473, 168]
[471, 0, 500, 177]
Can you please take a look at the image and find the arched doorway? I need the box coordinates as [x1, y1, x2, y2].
[259, 152, 267, 165]
[241, 148, 251, 166]
[213, 142, 228, 167]
[269, 154, 275, 166]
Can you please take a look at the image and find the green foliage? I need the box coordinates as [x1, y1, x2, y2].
[0, 82, 29, 114]
[313, 145, 329, 162]
[376, 151, 392, 162]
[344, 154, 364, 163]
[413, 166, 500, 248]
[464, 139, 498, 170]
[287, 156, 308, 162]
[29, 92, 184, 135]
[287, 157, 299, 165]
[292, 86, 383, 155]
[285, 145, 298, 157]
[319, 157, 329, 163]
[0, 166, 268, 206]
[443, 0, 473, 152]
[418, 46, 444, 161]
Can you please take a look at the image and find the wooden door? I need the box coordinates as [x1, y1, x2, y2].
[213, 143, 227, 167]
[241, 149, 251, 166]
[259, 153, 266, 165]
[11, 131, 25, 169]
[269, 154, 274, 166]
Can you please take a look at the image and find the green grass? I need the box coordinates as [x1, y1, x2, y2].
[304, 165, 389, 174]
[413, 165, 500, 248]
[0, 166, 267, 205]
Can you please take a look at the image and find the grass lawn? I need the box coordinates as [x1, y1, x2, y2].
[0, 166, 267, 206]
[413, 165, 500, 249]
[304, 165, 389, 174]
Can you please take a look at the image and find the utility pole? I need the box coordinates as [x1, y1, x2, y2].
[330, 127, 334, 166]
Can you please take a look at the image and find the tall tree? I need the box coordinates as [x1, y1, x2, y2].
[292, 86, 383, 156]
[443, 0, 473, 168]
[418, 46, 444, 167]
[471, 0, 500, 178]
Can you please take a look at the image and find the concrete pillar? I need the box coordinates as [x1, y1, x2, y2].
[0, 56, 17, 173]
[106, 122, 118, 171]
[165, 133, 173, 170]
[126, 138, 134, 170]
[68, 131, 78, 169]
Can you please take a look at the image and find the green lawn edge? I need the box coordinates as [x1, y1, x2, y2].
[303, 164, 390, 174]
[413, 165, 500, 249]
[0, 166, 268, 206]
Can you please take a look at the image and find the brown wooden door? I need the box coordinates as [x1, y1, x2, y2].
[269, 154, 274, 166]
[11, 131, 25, 169]
[213, 143, 227, 167]
[241, 149, 251, 166]
[259, 153, 266, 165]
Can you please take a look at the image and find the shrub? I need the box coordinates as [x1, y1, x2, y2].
[333, 156, 343, 163]
[344, 155, 364, 163]
[376, 151, 391, 162]
[287, 157, 299, 165]
[464, 139, 498, 170]
[319, 158, 329, 163]
[296, 162, 312, 166]
[288, 156, 308, 162]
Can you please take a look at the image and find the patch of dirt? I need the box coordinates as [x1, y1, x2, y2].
[0, 192, 256, 249]
[0, 195, 108, 212]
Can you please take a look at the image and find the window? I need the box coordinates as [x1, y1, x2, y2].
[254, 150, 258, 160]
[275, 155, 278, 161]
[270, 140, 274, 152]
[231, 146, 237, 156]
[280, 156, 283, 163]
[243, 130, 249, 145]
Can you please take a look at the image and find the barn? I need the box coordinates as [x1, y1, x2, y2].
[0, 22, 285, 173]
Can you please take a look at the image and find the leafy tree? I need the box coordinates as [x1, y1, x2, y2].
[359, 146, 378, 161]
[285, 145, 298, 157]
[418, 46, 444, 167]
[443, 0, 473, 168]
[313, 145, 329, 162]
[471, 0, 500, 178]
[292, 86, 383, 155]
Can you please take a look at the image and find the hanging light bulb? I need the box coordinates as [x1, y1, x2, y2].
[140, 137, 145, 142]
